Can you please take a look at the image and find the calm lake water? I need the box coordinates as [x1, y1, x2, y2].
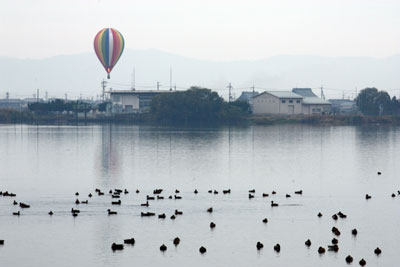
[0, 124, 399, 267]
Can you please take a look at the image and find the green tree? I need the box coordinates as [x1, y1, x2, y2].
[150, 87, 247, 124]
[356, 88, 393, 116]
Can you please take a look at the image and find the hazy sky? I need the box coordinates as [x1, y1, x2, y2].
[1, 0, 400, 60]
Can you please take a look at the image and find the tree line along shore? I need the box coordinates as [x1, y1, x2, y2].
[1, 87, 400, 126]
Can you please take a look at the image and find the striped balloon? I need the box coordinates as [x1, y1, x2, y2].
[94, 28, 125, 79]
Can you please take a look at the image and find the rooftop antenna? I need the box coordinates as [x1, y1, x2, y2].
[131, 68, 135, 91]
[251, 84, 255, 94]
[6, 92, 9, 100]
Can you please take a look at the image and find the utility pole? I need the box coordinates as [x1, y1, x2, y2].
[320, 85, 325, 100]
[101, 79, 107, 101]
[174, 84, 176, 91]
[65, 93, 68, 101]
[6, 92, 9, 100]
[45, 91, 48, 101]
[342, 91, 345, 100]
[169, 68, 172, 91]
[251, 85, 255, 95]
[157, 81, 160, 91]
[131, 68, 135, 91]
[355, 87, 358, 100]
[37, 88, 39, 102]
[227, 83, 233, 102]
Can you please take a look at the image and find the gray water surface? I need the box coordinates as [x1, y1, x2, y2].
[0, 124, 399, 266]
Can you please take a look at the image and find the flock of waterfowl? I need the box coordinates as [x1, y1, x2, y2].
[1, 171, 398, 266]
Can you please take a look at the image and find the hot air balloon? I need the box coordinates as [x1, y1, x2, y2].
[94, 28, 125, 79]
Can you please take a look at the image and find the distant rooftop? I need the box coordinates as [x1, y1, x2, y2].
[237, 91, 259, 102]
[261, 91, 303, 99]
[302, 97, 331, 105]
[107, 90, 174, 94]
[292, 88, 317, 97]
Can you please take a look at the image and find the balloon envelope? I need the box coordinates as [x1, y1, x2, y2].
[94, 28, 125, 79]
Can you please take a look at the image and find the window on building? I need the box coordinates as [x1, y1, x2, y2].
[282, 100, 286, 104]
[289, 100, 293, 103]
[296, 100, 300, 103]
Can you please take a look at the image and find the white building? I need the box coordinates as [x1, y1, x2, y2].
[251, 89, 331, 115]
[107, 90, 172, 113]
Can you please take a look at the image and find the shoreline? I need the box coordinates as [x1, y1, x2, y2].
[1, 109, 400, 126]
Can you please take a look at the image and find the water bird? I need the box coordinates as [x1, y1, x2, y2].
[338, 211, 347, 219]
[170, 215, 176, 220]
[213, 190, 218, 194]
[140, 212, 155, 217]
[107, 209, 117, 215]
[141, 201, 149, 207]
[286, 194, 291, 198]
[332, 214, 338, 221]
[49, 211, 53, 215]
[13, 200, 18, 205]
[72, 213, 78, 217]
[173, 237, 180, 246]
[124, 238, 135, 245]
[75, 199, 80, 204]
[365, 194, 372, 200]
[208, 190, 212, 194]
[81, 200, 88, 204]
[174, 195, 182, 200]
[305, 239, 311, 247]
[332, 227, 341, 236]
[158, 213, 166, 219]
[346, 255, 353, 263]
[194, 189, 198, 194]
[71, 208, 80, 213]
[112, 200, 121, 205]
[249, 189, 255, 193]
[359, 258, 366, 266]
[124, 189, 129, 194]
[274, 244, 281, 253]
[109, 190, 113, 194]
[160, 244, 167, 252]
[223, 189, 231, 194]
[391, 193, 396, 198]
[374, 247, 382, 255]
[75, 192, 79, 196]
[19, 202, 30, 208]
[136, 189, 140, 193]
[317, 212, 323, 217]
[262, 218, 268, 223]
[115, 189, 123, 193]
[210, 222, 216, 229]
[153, 189, 163, 194]
[0, 240, 4, 245]
[112, 195, 120, 199]
[175, 189, 180, 194]
[271, 201, 278, 207]
[111, 243, 124, 251]
[199, 246, 207, 254]
[295, 190, 303, 195]
[207, 207, 213, 213]
[249, 194, 254, 199]
[175, 210, 183, 215]
[88, 193, 92, 198]
[157, 195, 164, 200]
[271, 191, 276, 195]
[377, 172, 381, 175]
[13, 211, 20, 216]
[3, 191, 16, 197]
[146, 195, 155, 200]
[262, 193, 269, 197]
[98, 191, 104, 196]
[95, 188, 101, 193]
[168, 195, 173, 199]
[318, 247, 326, 254]
[328, 244, 339, 252]
[331, 238, 338, 245]
[256, 241, 264, 250]
[352, 229, 358, 236]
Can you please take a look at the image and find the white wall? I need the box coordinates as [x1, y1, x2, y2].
[252, 93, 303, 115]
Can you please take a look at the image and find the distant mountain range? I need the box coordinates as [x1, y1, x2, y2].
[1, 49, 399, 100]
